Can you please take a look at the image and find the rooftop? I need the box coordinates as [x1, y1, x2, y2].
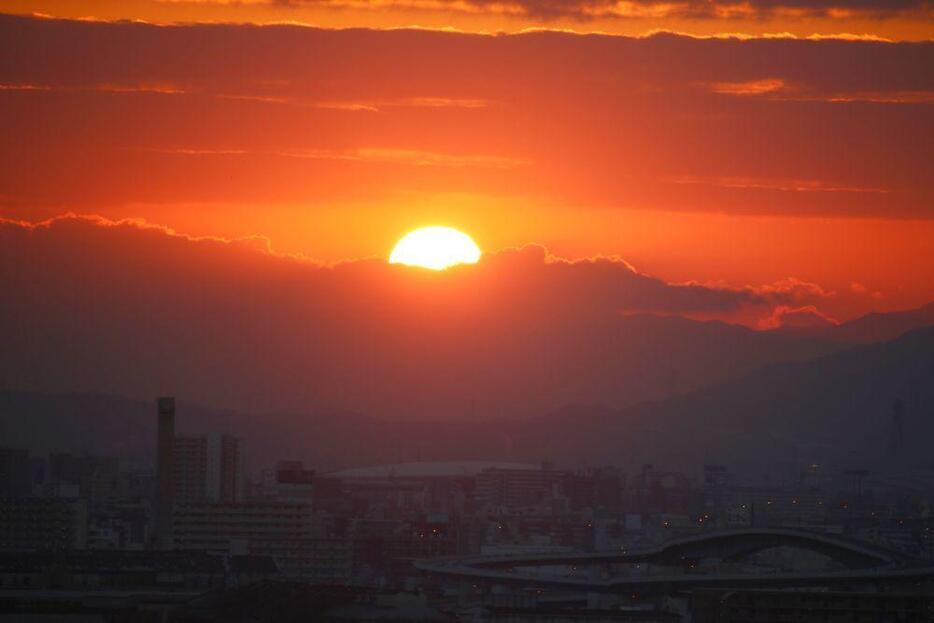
[328, 461, 539, 480]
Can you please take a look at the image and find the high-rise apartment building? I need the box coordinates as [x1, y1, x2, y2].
[154, 397, 245, 549]
[173, 433, 244, 504]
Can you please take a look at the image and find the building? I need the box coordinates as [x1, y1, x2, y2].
[702, 464, 728, 512]
[352, 517, 460, 579]
[0, 550, 225, 591]
[560, 467, 625, 512]
[173, 433, 244, 504]
[732, 487, 828, 528]
[154, 396, 246, 549]
[48, 452, 121, 504]
[629, 465, 699, 515]
[475, 466, 562, 511]
[172, 501, 352, 582]
[0, 497, 88, 551]
[0, 447, 31, 499]
[155, 396, 175, 548]
[271, 460, 315, 502]
[172, 501, 316, 552]
[269, 538, 353, 583]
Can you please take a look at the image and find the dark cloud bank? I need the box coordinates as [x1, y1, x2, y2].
[1, 215, 844, 420]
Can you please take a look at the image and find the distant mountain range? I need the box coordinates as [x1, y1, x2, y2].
[0, 302, 844, 422]
[3, 325, 932, 475]
[4, 209, 933, 422]
[777, 302, 934, 344]
[527, 325, 934, 472]
[3, 296, 932, 425]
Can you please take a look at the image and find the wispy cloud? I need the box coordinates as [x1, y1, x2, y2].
[155, 0, 934, 21]
[812, 90, 934, 104]
[702, 78, 934, 104]
[135, 146, 528, 168]
[283, 147, 527, 168]
[670, 175, 890, 194]
[750, 277, 835, 303]
[315, 96, 494, 112]
[0, 81, 495, 112]
[0, 82, 190, 95]
[96, 82, 188, 95]
[707, 78, 788, 96]
[0, 83, 53, 91]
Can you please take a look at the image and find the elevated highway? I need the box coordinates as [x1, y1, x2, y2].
[416, 528, 934, 593]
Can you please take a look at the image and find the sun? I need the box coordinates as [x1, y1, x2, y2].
[389, 226, 482, 270]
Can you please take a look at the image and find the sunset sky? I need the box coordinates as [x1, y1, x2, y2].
[1, 3, 933, 332]
[1, 2, 932, 419]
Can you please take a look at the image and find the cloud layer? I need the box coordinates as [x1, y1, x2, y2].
[15, 0, 929, 30]
[1, 14, 931, 320]
[1, 14, 931, 220]
[0, 215, 839, 419]
[276, 0, 934, 19]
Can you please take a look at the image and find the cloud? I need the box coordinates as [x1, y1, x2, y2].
[0, 81, 191, 95]
[850, 282, 885, 299]
[277, 147, 528, 168]
[700, 77, 934, 103]
[268, 0, 933, 20]
[13, 0, 934, 44]
[810, 90, 934, 103]
[135, 146, 528, 169]
[749, 277, 835, 303]
[0, 81, 495, 111]
[0, 214, 834, 419]
[758, 304, 840, 329]
[0, 83, 54, 91]
[669, 175, 890, 194]
[707, 78, 789, 95]
[1, 14, 930, 220]
[315, 97, 494, 112]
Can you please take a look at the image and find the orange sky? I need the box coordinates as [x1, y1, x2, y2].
[1, 9, 933, 323]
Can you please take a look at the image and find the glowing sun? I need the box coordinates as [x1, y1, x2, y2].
[389, 226, 481, 270]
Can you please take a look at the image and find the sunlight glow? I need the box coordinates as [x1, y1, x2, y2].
[389, 226, 481, 270]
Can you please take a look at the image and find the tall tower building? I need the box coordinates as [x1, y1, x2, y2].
[155, 396, 176, 549]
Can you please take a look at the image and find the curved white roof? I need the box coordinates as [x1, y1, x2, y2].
[328, 460, 539, 479]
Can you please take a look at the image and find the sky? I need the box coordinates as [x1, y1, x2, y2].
[0, 4, 932, 418]
[0, 6, 932, 326]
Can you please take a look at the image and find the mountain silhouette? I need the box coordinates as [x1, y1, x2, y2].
[2, 326, 931, 474]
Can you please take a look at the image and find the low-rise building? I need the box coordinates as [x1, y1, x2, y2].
[172, 501, 351, 582]
[0, 497, 88, 551]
